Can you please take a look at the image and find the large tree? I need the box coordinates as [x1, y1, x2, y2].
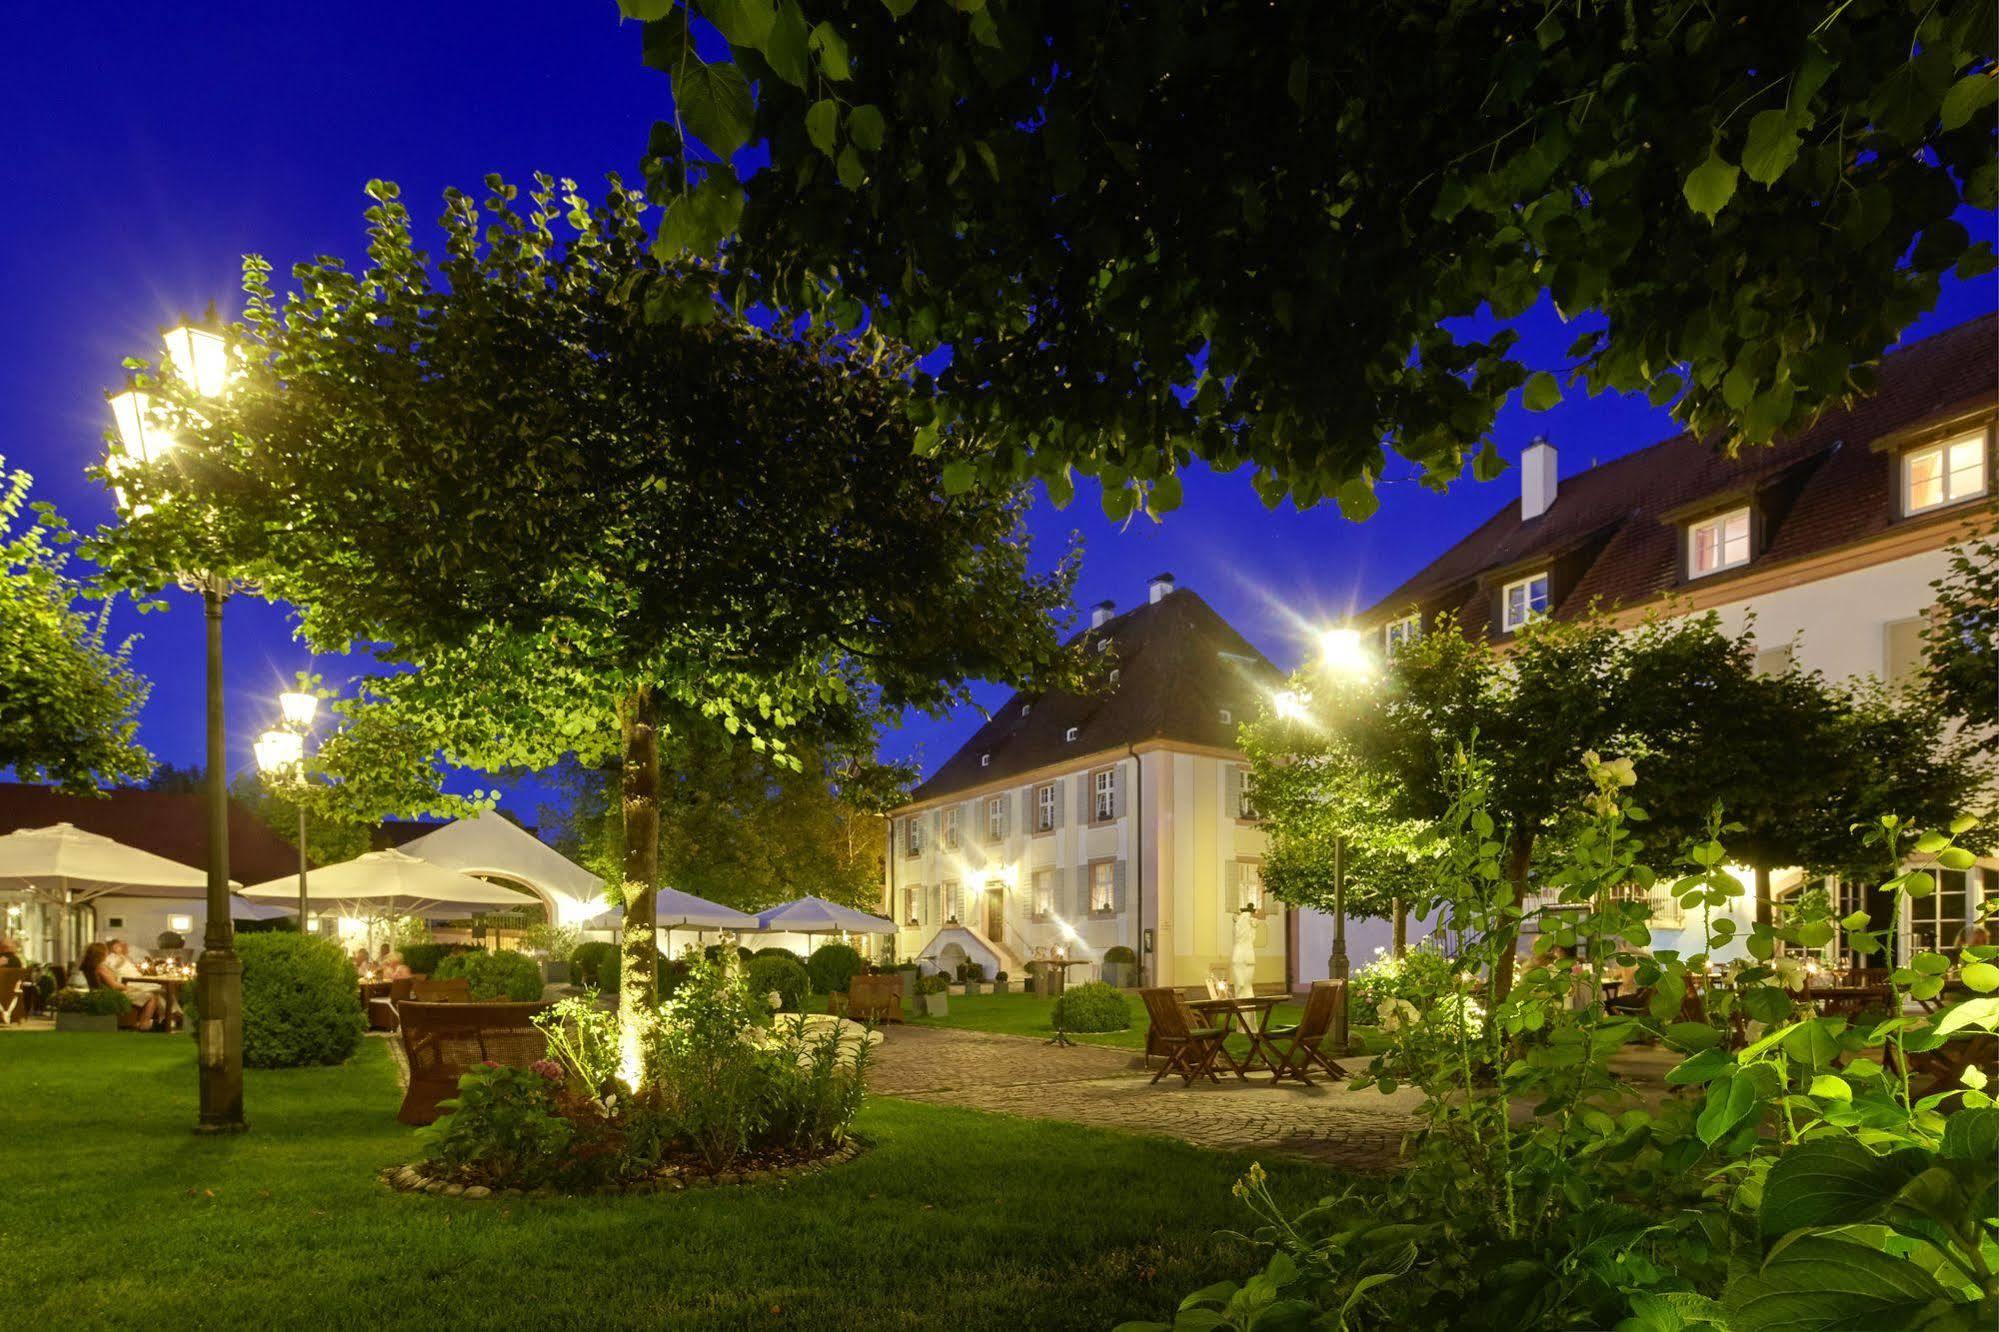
[622, 0, 1995, 513]
[0, 460, 151, 792]
[1925, 508, 1999, 756]
[88, 175, 1088, 1075]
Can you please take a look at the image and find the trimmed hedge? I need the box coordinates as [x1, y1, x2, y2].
[746, 955, 810, 1012]
[1051, 981, 1133, 1033]
[806, 943, 864, 996]
[1103, 945, 1138, 964]
[400, 942, 454, 977]
[434, 949, 544, 1001]
[570, 940, 620, 990]
[57, 987, 131, 1016]
[750, 946, 803, 966]
[186, 932, 363, 1067]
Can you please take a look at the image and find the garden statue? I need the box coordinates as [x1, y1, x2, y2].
[1230, 906, 1257, 998]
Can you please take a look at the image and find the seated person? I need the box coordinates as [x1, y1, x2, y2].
[381, 951, 413, 980]
[0, 934, 23, 969]
[79, 941, 163, 1030]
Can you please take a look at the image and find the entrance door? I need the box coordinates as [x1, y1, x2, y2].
[983, 886, 1005, 944]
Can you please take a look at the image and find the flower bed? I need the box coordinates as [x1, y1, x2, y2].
[380, 1138, 867, 1199]
[403, 954, 875, 1195]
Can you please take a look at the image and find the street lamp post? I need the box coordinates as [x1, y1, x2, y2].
[108, 321, 246, 1134]
[1315, 625, 1375, 1056]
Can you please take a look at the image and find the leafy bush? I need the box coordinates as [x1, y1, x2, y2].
[760, 1015, 871, 1155]
[155, 930, 185, 951]
[434, 949, 544, 1001]
[1103, 945, 1137, 964]
[419, 1061, 621, 1190]
[519, 922, 581, 960]
[750, 946, 802, 965]
[400, 942, 454, 977]
[1349, 939, 1461, 1016]
[533, 993, 623, 1101]
[646, 953, 782, 1171]
[916, 973, 949, 996]
[56, 987, 131, 1016]
[1052, 980, 1131, 1032]
[747, 954, 810, 1012]
[954, 959, 986, 983]
[806, 943, 864, 995]
[570, 940, 619, 989]
[184, 932, 362, 1068]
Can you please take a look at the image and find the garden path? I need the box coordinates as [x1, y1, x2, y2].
[866, 1025, 1423, 1170]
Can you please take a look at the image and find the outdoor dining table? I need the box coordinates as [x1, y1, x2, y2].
[136, 974, 187, 1031]
[1187, 995, 1286, 1079]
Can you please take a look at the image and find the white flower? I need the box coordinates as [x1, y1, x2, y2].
[767, 990, 783, 1012]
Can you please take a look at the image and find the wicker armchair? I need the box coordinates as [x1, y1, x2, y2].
[395, 1000, 553, 1125]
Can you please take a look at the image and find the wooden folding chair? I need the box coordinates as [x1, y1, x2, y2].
[1140, 988, 1226, 1086]
[1264, 980, 1349, 1085]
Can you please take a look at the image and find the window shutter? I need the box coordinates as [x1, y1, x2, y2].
[1884, 617, 1925, 684]
[1075, 864, 1091, 917]
[1076, 774, 1091, 825]
[1052, 780, 1065, 829]
[1224, 860, 1241, 915]
[1112, 860, 1128, 914]
[1112, 765, 1126, 819]
[1003, 792, 1015, 838]
[1225, 766, 1243, 819]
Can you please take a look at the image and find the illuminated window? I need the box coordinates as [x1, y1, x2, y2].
[1903, 432, 1987, 515]
[940, 807, 960, 851]
[1688, 506, 1752, 577]
[1501, 572, 1549, 631]
[1034, 782, 1057, 832]
[167, 914, 193, 933]
[1093, 768, 1116, 822]
[942, 880, 960, 922]
[1032, 868, 1055, 920]
[1090, 861, 1115, 914]
[1384, 614, 1420, 652]
[986, 795, 1006, 842]
[903, 886, 919, 923]
[1239, 861, 1265, 912]
[904, 817, 923, 857]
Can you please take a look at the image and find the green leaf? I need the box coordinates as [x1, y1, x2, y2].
[1806, 1074, 1851, 1101]
[655, 174, 746, 256]
[1725, 1234, 1963, 1331]
[1958, 961, 1998, 993]
[763, 1, 810, 87]
[701, 0, 776, 47]
[939, 461, 975, 496]
[1757, 1138, 1927, 1237]
[1287, 56, 1309, 111]
[848, 104, 885, 153]
[1940, 1107, 1999, 1161]
[1683, 148, 1740, 223]
[1935, 997, 1999, 1037]
[620, 0, 678, 18]
[880, 0, 919, 17]
[806, 99, 840, 157]
[1697, 1070, 1758, 1143]
[836, 145, 867, 189]
[808, 21, 851, 79]
[1336, 476, 1380, 522]
[1471, 440, 1506, 483]
[1741, 109, 1803, 186]
[1668, 1046, 1733, 1086]
[1522, 371, 1562, 412]
[1779, 1019, 1842, 1069]
[672, 60, 756, 160]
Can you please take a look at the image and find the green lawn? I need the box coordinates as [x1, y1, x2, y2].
[0, 1033, 1344, 1329]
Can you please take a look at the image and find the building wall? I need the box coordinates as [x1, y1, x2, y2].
[886, 746, 1282, 989]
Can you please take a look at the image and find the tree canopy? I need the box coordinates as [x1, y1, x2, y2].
[85, 174, 1088, 1068]
[625, 0, 1996, 515]
[0, 460, 151, 792]
[1925, 508, 1999, 756]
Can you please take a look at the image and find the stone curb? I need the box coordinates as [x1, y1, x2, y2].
[378, 1139, 867, 1200]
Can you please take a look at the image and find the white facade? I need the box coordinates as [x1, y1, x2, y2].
[887, 744, 1290, 990]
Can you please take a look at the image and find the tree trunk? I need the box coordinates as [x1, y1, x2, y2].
[1492, 834, 1535, 1000]
[1754, 863, 1774, 932]
[616, 684, 660, 1087]
[1392, 898, 1407, 957]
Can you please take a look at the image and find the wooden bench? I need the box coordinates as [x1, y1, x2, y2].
[829, 973, 904, 1024]
[409, 976, 472, 1003]
[395, 1000, 553, 1125]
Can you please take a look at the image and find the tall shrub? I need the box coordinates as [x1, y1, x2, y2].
[435, 949, 543, 1001]
[806, 943, 863, 995]
[746, 955, 809, 1013]
[185, 932, 363, 1068]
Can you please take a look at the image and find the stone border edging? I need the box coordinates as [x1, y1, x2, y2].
[378, 1139, 867, 1200]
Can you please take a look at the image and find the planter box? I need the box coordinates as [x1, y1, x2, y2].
[55, 1011, 119, 1034]
[963, 981, 986, 996]
[541, 960, 571, 985]
[898, 971, 920, 1004]
[921, 993, 949, 1017]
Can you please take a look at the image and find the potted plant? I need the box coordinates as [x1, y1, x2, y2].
[918, 973, 949, 1017]
[992, 969, 1010, 994]
[1101, 945, 1138, 988]
[958, 960, 988, 995]
[155, 929, 186, 954]
[55, 987, 131, 1033]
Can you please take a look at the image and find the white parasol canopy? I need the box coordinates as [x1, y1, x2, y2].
[391, 813, 608, 925]
[753, 895, 899, 937]
[0, 822, 223, 902]
[239, 847, 538, 916]
[656, 887, 759, 931]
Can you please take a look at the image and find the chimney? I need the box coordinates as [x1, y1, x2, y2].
[1520, 437, 1557, 521]
[1091, 599, 1116, 629]
[1147, 571, 1176, 604]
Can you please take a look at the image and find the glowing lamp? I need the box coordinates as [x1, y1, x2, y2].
[1318, 625, 1374, 680]
[254, 728, 304, 777]
[161, 324, 230, 399]
[107, 390, 178, 466]
[1273, 689, 1311, 722]
[279, 691, 319, 728]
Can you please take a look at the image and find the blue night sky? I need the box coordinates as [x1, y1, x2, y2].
[7, 5, 1994, 820]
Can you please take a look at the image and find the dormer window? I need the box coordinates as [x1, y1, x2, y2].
[1383, 614, 1420, 652]
[1687, 506, 1752, 578]
[1217, 708, 1232, 726]
[1064, 726, 1079, 742]
[1501, 572, 1550, 632]
[1020, 702, 1031, 717]
[1902, 431, 1987, 515]
[1108, 669, 1120, 687]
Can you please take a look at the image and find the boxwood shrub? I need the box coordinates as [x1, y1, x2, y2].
[745, 954, 810, 1012]
[1051, 980, 1132, 1033]
[806, 943, 864, 995]
[56, 987, 132, 1016]
[185, 932, 363, 1067]
[434, 949, 544, 1001]
[400, 942, 453, 978]
[750, 945, 803, 966]
[570, 940, 620, 990]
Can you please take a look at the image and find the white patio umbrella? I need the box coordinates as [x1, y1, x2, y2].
[0, 823, 229, 962]
[653, 886, 760, 955]
[239, 847, 539, 917]
[752, 895, 899, 955]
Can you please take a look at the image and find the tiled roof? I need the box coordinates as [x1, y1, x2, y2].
[906, 586, 1282, 805]
[1363, 313, 1998, 636]
[0, 783, 312, 884]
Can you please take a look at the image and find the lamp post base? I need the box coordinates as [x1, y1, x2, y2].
[193, 946, 247, 1134]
